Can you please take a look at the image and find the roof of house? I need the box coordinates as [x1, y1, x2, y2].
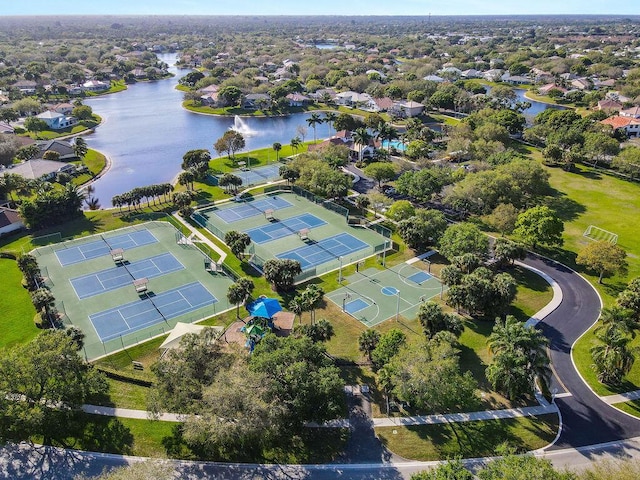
[601, 115, 640, 129]
[620, 106, 640, 117]
[398, 100, 425, 109]
[0, 208, 22, 228]
[36, 139, 75, 157]
[374, 97, 395, 110]
[0, 122, 14, 134]
[9, 159, 71, 180]
[286, 93, 310, 101]
[308, 137, 348, 152]
[598, 99, 623, 110]
[36, 110, 64, 120]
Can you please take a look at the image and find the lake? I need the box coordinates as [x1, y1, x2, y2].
[84, 53, 318, 206]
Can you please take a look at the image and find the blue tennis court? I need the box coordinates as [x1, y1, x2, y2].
[89, 282, 217, 342]
[277, 232, 370, 270]
[213, 195, 293, 223]
[246, 213, 326, 244]
[71, 253, 184, 299]
[55, 230, 158, 266]
[407, 271, 432, 285]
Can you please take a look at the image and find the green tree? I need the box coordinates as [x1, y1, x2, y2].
[358, 329, 381, 362]
[306, 112, 323, 143]
[591, 323, 636, 386]
[263, 258, 302, 291]
[371, 329, 407, 370]
[618, 278, 640, 320]
[612, 146, 640, 179]
[486, 203, 519, 235]
[214, 130, 245, 159]
[398, 208, 448, 252]
[72, 104, 93, 120]
[224, 231, 251, 259]
[353, 127, 373, 162]
[364, 162, 396, 189]
[577, 241, 628, 284]
[354, 195, 371, 214]
[279, 165, 300, 185]
[513, 206, 564, 249]
[583, 132, 620, 167]
[17, 254, 41, 291]
[486, 316, 551, 399]
[295, 319, 335, 343]
[218, 85, 242, 106]
[333, 112, 360, 132]
[23, 116, 48, 135]
[272, 142, 282, 161]
[438, 223, 489, 261]
[478, 449, 575, 480]
[181, 149, 211, 172]
[410, 459, 473, 480]
[73, 137, 88, 159]
[226, 277, 254, 318]
[493, 237, 527, 267]
[0, 330, 107, 444]
[418, 302, 463, 339]
[387, 200, 415, 221]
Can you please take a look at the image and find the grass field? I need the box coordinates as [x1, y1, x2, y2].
[377, 414, 558, 460]
[0, 259, 39, 349]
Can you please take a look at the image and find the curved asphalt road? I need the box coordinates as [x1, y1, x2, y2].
[524, 254, 640, 448]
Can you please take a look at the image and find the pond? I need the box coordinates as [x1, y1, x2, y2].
[84, 53, 318, 206]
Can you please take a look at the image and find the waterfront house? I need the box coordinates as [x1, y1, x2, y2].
[35, 111, 77, 130]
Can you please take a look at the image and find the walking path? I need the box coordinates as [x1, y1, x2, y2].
[172, 212, 227, 263]
[601, 390, 640, 405]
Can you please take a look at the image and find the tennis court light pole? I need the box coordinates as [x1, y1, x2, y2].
[395, 289, 400, 322]
[338, 256, 343, 283]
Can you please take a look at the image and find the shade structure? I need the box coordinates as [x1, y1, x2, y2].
[243, 323, 266, 337]
[247, 297, 282, 319]
[159, 322, 223, 350]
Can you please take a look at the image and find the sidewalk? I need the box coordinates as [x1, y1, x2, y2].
[601, 390, 640, 405]
[172, 212, 227, 263]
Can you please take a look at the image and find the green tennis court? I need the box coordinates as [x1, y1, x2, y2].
[326, 263, 444, 327]
[32, 222, 235, 360]
[193, 189, 391, 281]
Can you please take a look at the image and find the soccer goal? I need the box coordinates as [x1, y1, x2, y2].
[583, 225, 618, 244]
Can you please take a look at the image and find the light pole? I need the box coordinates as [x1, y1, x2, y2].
[338, 256, 343, 283]
[382, 239, 388, 267]
[395, 289, 400, 322]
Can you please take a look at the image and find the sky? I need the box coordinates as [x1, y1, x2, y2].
[1, 0, 639, 16]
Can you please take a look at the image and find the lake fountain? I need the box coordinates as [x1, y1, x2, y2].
[231, 115, 256, 136]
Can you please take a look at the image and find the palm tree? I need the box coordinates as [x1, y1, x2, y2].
[377, 122, 399, 154]
[592, 324, 636, 385]
[353, 127, 372, 162]
[324, 111, 338, 136]
[358, 329, 381, 362]
[31, 287, 55, 323]
[596, 306, 636, 336]
[354, 195, 370, 214]
[272, 142, 282, 162]
[306, 112, 323, 143]
[73, 137, 88, 159]
[290, 137, 302, 154]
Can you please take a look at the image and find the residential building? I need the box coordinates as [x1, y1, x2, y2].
[35, 111, 77, 130]
[0, 208, 24, 236]
[600, 115, 640, 137]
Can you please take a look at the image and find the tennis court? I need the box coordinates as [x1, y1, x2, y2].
[55, 230, 158, 266]
[89, 282, 217, 342]
[70, 252, 184, 299]
[277, 233, 369, 270]
[326, 263, 444, 327]
[246, 213, 326, 244]
[235, 164, 281, 186]
[213, 195, 292, 223]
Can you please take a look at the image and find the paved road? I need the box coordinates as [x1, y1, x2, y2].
[524, 254, 640, 448]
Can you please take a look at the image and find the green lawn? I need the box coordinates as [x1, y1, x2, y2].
[0, 259, 38, 349]
[377, 414, 558, 460]
[72, 148, 107, 186]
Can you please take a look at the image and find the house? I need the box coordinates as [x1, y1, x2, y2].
[483, 69, 504, 82]
[9, 159, 75, 181]
[593, 78, 616, 89]
[391, 100, 425, 118]
[423, 74, 445, 83]
[570, 78, 591, 91]
[600, 115, 640, 138]
[334, 91, 373, 108]
[0, 208, 24, 236]
[36, 139, 76, 160]
[12, 80, 37, 94]
[502, 74, 530, 85]
[597, 99, 623, 114]
[199, 84, 219, 95]
[372, 97, 395, 112]
[129, 68, 147, 79]
[200, 92, 219, 107]
[461, 69, 482, 79]
[35, 111, 77, 130]
[538, 83, 566, 95]
[285, 93, 311, 107]
[619, 106, 640, 119]
[51, 103, 74, 115]
[0, 122, 14, 134]
[242, 93, 271, 110]
[82, 80, 110, 92]
[606, 91, 632, 103]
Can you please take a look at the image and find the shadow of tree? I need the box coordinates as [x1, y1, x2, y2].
[544, 191, 586, 222]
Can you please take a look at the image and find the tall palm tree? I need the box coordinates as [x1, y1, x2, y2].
[290, 137, 301, 154]
[73, 137, 88, 159]
[353, 127, 372, 162]
[272, 142, 282, 162]
[306, 112, 323, 143]
[358, 329, 381, 362]
[376, 122, 399, 154]
[324, 111, 338, 136]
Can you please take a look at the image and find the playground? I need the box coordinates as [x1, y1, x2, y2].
[326, 262, 444, 327]
[32, 221, 234, 360]
[193, 190, 390, 280]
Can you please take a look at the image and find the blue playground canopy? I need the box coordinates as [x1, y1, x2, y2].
[248, 297, 282, 318]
